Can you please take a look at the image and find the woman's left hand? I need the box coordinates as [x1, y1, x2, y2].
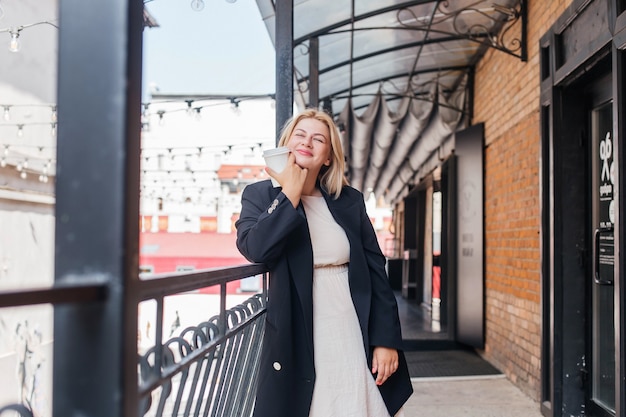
[371, 346, 399, 385]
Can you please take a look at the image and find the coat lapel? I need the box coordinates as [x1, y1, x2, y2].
[286, 203, 315, 359]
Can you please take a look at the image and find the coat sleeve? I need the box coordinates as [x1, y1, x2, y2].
[358, 194, 404, 350]
[235, 182, 306, 266]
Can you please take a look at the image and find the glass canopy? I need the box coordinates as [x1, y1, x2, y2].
[256, 0, 525, 201]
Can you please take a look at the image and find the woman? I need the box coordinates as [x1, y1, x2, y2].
[235, 109, 412, 417]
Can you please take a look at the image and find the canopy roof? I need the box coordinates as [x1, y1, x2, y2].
[255, 0, 525, 202]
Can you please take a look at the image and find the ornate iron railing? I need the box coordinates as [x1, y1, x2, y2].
[0, 264, 268, 417]
[138, 293, 266, 417]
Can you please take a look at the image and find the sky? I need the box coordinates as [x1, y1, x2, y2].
[142, 0, 276, 97]
[139, 0, 278, 169]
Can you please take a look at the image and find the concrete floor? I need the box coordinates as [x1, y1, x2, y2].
[402, 375, 543, 417]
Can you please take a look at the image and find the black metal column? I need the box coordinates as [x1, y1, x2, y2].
[53, 0, 142, 415]
[275, 0, 294, 140]
[308, 36, 319, 109]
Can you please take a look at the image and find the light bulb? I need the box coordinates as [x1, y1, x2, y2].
[0, 158, 6, 168]
[51, 106, 57, 122]
[50, 123, 57, 137]
[190, 0, 205, 11]
[17, 124, 23, 138]
[3, 106, 10, 121]
[9, 31, 20, 53]
[20, 171, 27, 179]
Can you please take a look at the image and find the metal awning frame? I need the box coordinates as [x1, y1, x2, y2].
[290, 0, 527, 115]
[266, 0, 527, 202]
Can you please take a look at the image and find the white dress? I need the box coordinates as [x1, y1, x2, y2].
[301, 196, 404, 417]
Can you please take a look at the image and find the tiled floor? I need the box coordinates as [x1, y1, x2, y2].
[395, 294, 543, 416]
[402, 376, 544, 417]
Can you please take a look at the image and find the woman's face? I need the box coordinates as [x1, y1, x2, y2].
[287, 117, 332, 173]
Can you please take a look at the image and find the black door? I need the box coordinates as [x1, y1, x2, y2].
[588, 77, 616, 417]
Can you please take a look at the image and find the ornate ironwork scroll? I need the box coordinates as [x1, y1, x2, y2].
[397, 0, 526, 61]
[0, 405, 34, 417]
[138, 293, 266, 417]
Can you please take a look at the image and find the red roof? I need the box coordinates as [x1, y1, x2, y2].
[140, 232, 246, 259]
[216, 164, 267, 181]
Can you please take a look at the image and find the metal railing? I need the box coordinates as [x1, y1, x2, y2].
[137, 272, 267, 417]
[0, 263, 268, 417]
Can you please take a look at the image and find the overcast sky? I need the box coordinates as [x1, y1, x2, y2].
[142, 0, 275, 97]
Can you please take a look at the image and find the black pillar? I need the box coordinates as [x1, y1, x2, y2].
[275, 0, 294, 141]
[53, 0, 142, 415]
[309, 36, 319, 108]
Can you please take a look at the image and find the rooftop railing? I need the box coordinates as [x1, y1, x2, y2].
[0, 263, 268, 417]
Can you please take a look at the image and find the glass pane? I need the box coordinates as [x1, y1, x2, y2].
[0, 304, 54, 416]
[0, 1, 57, 292]
[591, 102, 615, 413]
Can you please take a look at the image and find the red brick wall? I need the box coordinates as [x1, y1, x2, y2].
[472, 0, 573, 400]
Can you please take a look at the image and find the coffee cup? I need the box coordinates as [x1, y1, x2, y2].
[262, 146, 290, 187]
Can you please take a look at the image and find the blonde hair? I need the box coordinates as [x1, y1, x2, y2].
[277, 109, 348, 199]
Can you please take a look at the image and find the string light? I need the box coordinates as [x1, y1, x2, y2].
[0, 97, 273, 189]
[0, 142, 57, 182]
[230, 98, 240, 114]
[8, 30, 19, 52]
[0, 21, 59, 53]
[141, 103, 150, 131]
[190, 0, 205, 11]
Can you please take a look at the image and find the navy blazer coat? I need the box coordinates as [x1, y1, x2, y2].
[235, 180, 413, 417]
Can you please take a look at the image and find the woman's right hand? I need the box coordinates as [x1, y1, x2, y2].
[266, 152, 307, 207]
